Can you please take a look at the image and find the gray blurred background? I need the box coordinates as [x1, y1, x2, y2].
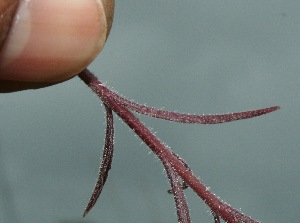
[1, 1, 299, 222]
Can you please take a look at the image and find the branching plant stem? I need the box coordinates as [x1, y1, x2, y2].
[78, 68, 279, 223]
[83, 105, 114, 217]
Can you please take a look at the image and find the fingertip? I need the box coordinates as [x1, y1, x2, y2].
[0, 0, 19, 50]
[0, 0, 108, 83]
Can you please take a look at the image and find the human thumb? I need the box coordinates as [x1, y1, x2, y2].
[0, 0, 114, 92]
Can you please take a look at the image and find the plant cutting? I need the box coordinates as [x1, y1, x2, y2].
[0, 0, 280, 222]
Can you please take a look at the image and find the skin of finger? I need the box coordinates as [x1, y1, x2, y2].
[0, 79, 58, 92]
[0, 0, 109, 92]
[0, 0, 19, 50]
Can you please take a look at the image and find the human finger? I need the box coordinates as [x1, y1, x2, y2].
[0, 0, 114, 92]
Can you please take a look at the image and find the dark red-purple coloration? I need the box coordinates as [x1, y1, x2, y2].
[79, 69, 279, 223]
[83, 105, 114, 217]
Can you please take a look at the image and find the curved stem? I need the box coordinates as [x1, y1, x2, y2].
[108, 87, 279, 124]
[83, 105, 114, 217]
[79, 69, 278, 223]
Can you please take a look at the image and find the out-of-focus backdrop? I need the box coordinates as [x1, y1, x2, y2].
[1, 1, 299, 222]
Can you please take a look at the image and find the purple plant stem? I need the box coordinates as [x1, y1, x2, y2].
[167, 151, 190, 194]
[83, 105, 114, 217]
[162, 156, 191, 223]
[107, 87, 279, 124]
[78, 69, 275, 223]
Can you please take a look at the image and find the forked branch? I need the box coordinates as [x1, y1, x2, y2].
[79, 69, 279, 223]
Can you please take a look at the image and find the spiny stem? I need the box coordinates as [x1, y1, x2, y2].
[167, 151, 190, 194]
[163, 158, 191, 223]
[83, 105, 114, 217]
[79, 69, 278, 223]
[107, 87, 279, 124]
